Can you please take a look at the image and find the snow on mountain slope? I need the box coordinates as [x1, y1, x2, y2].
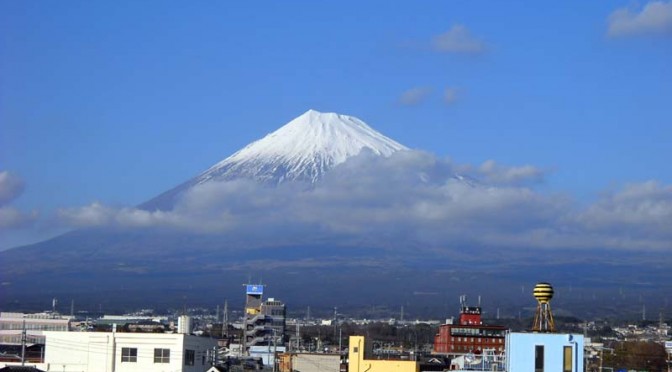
[140, 110, 408, 210]
[196, 109, 408, 184]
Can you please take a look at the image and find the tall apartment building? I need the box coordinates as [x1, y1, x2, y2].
[243, 285, 286, 351]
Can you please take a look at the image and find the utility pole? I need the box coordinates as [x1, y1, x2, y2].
[21, 319, 26, 366]
[272, 329, 278, 372]
[338, 326, 342, 355]
[296, 322, 300, 351]
[222, 300, 228, 339]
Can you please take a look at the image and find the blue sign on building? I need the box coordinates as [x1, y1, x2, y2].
[246, 285, 264, 295]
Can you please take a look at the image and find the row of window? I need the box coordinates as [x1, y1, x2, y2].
[121, 347, 195, 365]
[438, 336, 504, 343]
[449, 327, 505, 337]
[0, 324, 68, 331]
[450, 345, 503, 352]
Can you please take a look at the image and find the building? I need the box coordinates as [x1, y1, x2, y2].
[261, 298, 286, 343]
[0, 313, 70, 345]
[243, 285, 286, 351]
[348, 336, 419, 372]
[249, 345, 286, 366]
[506, 332, 584, 372]
[278, 352, 341, 372]
[433, 296, 507, 355]
[40, 330, 218, 372]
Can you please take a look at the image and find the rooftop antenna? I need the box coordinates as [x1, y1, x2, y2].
[532, 282, 556, 332]
[52, 298, 57, 313]
[70, 300, 74, 318]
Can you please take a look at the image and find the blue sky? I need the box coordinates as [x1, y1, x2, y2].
[1, 1, 671, 249]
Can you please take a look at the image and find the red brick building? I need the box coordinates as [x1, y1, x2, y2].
[433, 296, 507, 355]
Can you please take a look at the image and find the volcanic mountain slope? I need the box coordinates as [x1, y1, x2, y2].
[2, 109, 669, 317]
[141, 109, 408, 210]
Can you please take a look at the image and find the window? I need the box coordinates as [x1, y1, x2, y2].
[154, 348, 170, 363]
[121, 347, 137, 363]
[185, 349, 195, 366]
[535, 345, 544, 372]
[563, 346, 573, 372]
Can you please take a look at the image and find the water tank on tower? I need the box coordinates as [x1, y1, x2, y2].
[531, 282, 556, 332]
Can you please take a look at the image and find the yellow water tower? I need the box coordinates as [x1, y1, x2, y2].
[531, 282, 556, 332]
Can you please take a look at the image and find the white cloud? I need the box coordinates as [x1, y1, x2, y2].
[0, 171, 25, 206]
[432, 25, 486, 54]
[608, 1, 672, 37]
[478, 160, 546, 186]
[48, 150, 672, 252]
[0, 171, 38, 231]
[576, 181, 672, 246]
[398, 87, 433, 106]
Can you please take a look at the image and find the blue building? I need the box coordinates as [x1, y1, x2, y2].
[506, 332, 584, 372]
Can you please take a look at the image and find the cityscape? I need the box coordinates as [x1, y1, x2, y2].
[0, 282, 670, 371]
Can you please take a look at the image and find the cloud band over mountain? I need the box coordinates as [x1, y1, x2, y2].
[53, 150, 672, 251]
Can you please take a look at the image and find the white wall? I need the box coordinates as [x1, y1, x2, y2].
[43, 331, 217, 372]
[506, 332, 584, 372]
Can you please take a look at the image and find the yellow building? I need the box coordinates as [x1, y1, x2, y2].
[348, 336, 419, 372]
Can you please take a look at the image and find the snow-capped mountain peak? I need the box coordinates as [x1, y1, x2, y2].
[196, 109, 408, 184]
[140, 110, 408, 210]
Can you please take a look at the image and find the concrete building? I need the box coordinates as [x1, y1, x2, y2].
[348, 336, 419, 372]
[243, 285, 286, 351]
[433, 296, 507, 355]
[506, 332, 584, 372]
[278, 353, 340, 372]
[0, 313, 70, 345]
[261, 298, 286, 343]
[40, 331, 218, 372]
[249, 345, 286, 367]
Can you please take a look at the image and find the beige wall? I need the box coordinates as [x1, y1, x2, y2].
[284, 353, 340, 372]
[348, 336, 419, 372]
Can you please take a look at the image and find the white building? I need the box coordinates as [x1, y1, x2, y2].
[0, 312, 70, 344]
[39, 331, 218, 372]
[249, 345, 286, 366]
[506, 332, 584, 372]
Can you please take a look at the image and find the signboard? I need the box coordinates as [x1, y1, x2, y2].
[665, 340, 672, 351]
[246, 285, 264, 295]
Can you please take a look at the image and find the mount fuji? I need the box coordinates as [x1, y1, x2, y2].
[141, 109, 408, 210]
[1, 110, 667, 317]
